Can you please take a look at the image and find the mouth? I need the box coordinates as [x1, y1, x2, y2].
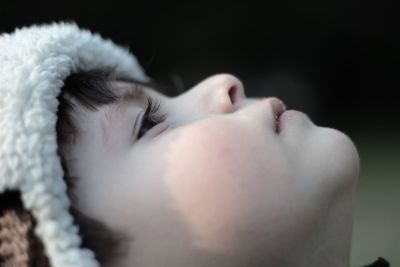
[269, 98, 286, 134]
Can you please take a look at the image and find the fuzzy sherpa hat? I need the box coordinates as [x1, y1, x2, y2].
[0, 22, 149, 267]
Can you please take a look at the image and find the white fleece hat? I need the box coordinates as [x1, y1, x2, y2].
[0, 22, 149, 267]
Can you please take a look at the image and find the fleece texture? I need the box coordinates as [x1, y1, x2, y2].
[0, 22, 148, 267]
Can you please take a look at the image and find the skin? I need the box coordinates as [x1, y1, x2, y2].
[65, 74, 360, 267]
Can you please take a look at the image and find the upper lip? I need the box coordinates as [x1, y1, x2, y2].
[269, 97, 286, 133]
[270, 97, 286, 118]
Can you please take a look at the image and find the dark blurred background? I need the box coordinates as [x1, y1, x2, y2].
[1, 1, 398, 265]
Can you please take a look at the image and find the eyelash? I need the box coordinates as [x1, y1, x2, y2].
[137, 97, 167, 139]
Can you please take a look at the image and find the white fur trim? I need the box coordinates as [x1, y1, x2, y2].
[0, 22, 148, 267]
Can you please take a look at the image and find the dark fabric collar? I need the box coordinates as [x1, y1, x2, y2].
[362, 257, 390, 267]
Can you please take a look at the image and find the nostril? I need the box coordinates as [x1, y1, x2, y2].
[228, 86, 237, 105]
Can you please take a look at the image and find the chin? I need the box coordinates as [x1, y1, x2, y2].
[318, 127, 360, 186]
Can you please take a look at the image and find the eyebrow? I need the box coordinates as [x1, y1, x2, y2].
[118, 83, 145, 102]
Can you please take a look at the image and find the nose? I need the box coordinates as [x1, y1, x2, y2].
[172, 74, 286, 132]
[194, 74, 246, 114]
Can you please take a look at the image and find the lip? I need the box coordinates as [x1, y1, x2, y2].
[269, 98, 286, 133]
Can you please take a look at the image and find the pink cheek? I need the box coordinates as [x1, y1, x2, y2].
[162, 120, 258, 252]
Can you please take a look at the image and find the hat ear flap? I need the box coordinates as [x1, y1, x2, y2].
[0, 190, 51, 267]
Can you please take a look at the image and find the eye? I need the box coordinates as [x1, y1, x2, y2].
[137, 97, 167, 139]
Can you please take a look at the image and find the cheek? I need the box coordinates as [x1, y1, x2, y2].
[162, 119, 292, 252]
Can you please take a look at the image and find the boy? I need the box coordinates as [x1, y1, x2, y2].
[0, 22, 383, 267]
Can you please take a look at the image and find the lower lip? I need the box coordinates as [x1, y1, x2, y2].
[277, 110, 303, 133]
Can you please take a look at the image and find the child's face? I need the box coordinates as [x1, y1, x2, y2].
[67, 74, 359, 266]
